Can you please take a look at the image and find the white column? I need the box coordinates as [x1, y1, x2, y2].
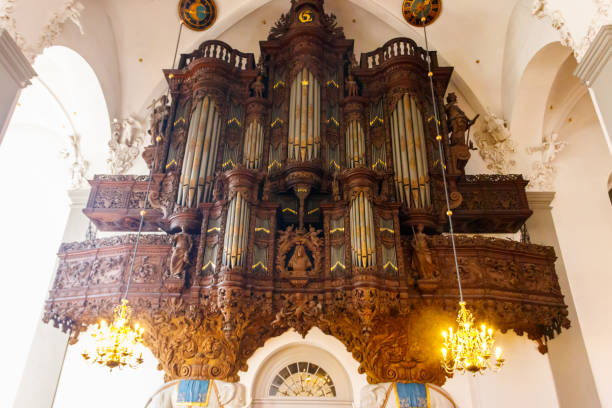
[0, 29, 36, 144]
[575, 25, 612, 156]
[13, 188, 91, 408]
[526, 192, 601, 408]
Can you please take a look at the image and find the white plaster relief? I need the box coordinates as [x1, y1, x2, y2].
[533, 0, 612, 61]
[473, 112, 516, 174]
[527, 132, 567, 190]
[0, 0, 84, 62]
[59, 133, 90, 189]
[532, 0, 577, 52]
[108, 117, 146, 174]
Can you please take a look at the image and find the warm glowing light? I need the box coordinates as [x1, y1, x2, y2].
[81, 299, 144, 370]
[441, 302, 505, 375]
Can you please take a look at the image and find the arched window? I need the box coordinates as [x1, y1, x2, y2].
[269, 362, 336, 397]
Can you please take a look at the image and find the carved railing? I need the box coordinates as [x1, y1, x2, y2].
[454, 174, 532, 233]
[45, 234, 568, 385]
[178, 40, 255, 71]
[359, 37, 437, 69]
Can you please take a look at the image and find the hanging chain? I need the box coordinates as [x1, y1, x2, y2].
[421, 20, 464, 302]
[122, 143, 160, 300]
[122, 20, 184, 300]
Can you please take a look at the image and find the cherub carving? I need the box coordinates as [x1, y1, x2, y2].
[169, 228, 192, 279]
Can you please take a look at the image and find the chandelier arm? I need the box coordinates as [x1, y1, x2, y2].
[421, 22, 464, 303]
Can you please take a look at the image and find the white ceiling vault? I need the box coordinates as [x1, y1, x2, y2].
[2, 0, 608, 151]
[101, 0, 521, 118]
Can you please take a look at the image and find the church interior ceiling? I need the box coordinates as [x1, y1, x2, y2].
[44, 0, 569, 386]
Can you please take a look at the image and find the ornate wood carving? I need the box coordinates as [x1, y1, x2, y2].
[46, 0, 565, 388]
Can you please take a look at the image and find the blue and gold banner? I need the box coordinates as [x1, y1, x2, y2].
[395, 382, 430, 408]
[176, 380, 212, 407]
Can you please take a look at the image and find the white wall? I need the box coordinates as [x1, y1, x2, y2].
[444, 332, 559, 408]
[550, 94, 612, 407]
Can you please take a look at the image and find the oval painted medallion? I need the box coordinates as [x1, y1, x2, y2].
[402, 0, 442, 27]
[178, 0, 217, 31]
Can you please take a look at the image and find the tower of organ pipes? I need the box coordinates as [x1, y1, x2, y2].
[288, 68, 321, 162]
[44, 0, 569, 388]
[178, 96, 222, 207]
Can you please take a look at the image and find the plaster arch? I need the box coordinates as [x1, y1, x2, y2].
[251, 343, 353, 401]
[509, 41, 572, 175]
[240, 327, 367, 407]
[34, 45, 111, 180]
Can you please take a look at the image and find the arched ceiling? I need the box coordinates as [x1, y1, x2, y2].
[98, 0, 521, 116]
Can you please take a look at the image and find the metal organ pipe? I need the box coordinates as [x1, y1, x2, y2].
[243, 121, 264, 169]
[288, 68, 320, 161]
[345, 120, 365, 168]
[390, 94, 431, 208]
[350, 192, 376, 268]
[222, 193, 250, 268]
[177, 96, 222, 207]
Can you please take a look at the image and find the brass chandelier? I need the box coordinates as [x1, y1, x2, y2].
[83, 299, 144, 369]
[418, 14, 506, 375]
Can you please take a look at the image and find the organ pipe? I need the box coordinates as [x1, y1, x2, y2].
[350, 192, 376, 268]
[390, 94, 431, 208]
[288, 68, 320, 161]
[346, 120, 365, 168]
[243, 121, 264, 169]
[178, 96, 222, 207]
[222, 193, 251, 268]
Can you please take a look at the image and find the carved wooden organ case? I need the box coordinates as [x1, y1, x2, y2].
[45, 0, 569, 386]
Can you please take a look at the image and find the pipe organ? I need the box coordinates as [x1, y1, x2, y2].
[46, 0, 567, 390]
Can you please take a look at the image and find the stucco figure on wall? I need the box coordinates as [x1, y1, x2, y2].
[473, 111, 516, 174]
[527, 132, 567, 190]
[108, 117, 145, 175]
[59, 133, 89, 189]
[146, 380, 246, 408]
[360, 383, 456, 408]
